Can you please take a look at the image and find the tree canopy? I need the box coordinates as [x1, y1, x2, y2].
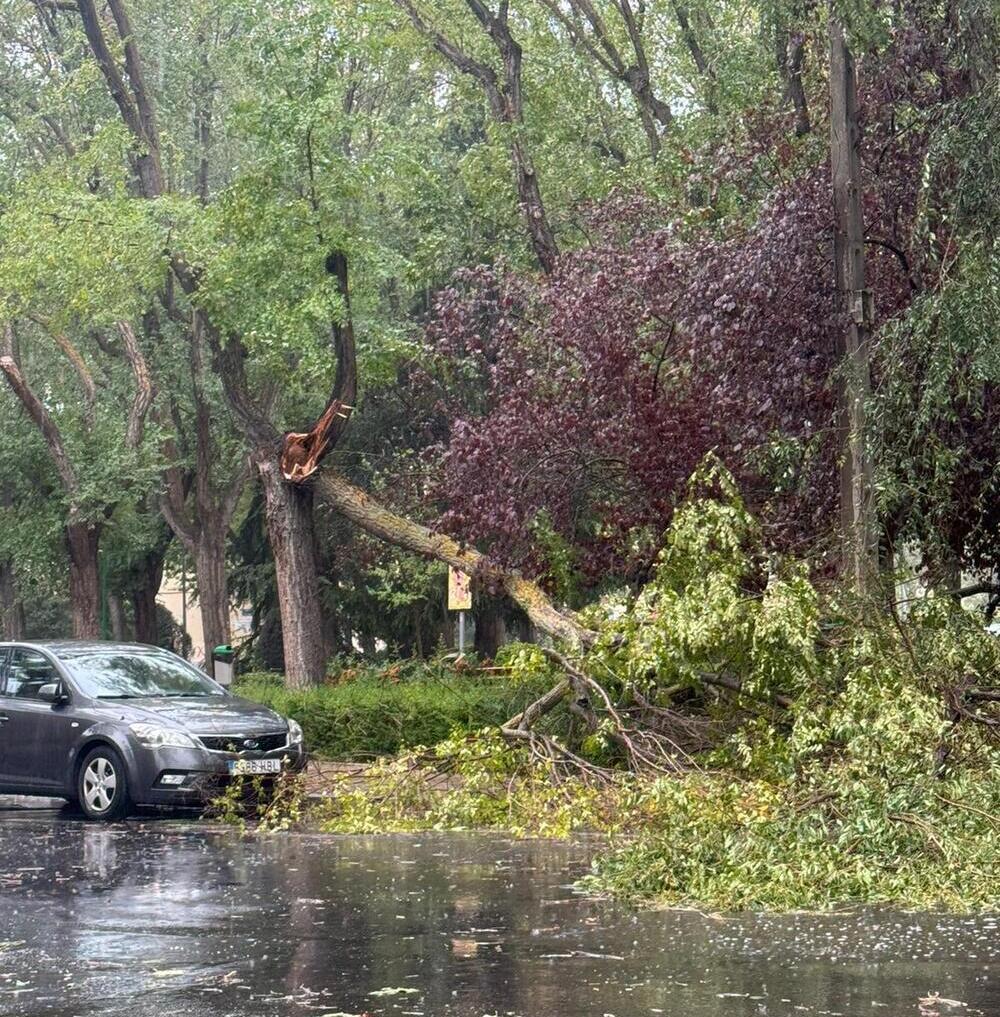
[0, 0, 997, 682]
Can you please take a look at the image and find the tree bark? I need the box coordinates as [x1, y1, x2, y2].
[131, 545, 165, 645]
[776, 24, 811, 136]
[668, 3, 717, 113]
[785, 30, 811, 135]
[2, 307, 153, 640]
[0, 560, 26, 640]
[66, 521, 101, 639]
[194, 524, 231, 656]
[474, 595, 505, 658]
[107, 592, 129, 641]
[77, 0, 164, 197]
[0, 485, 25, 640]
[258, 456, 327, 686]
[314, 469, 593, 648]
[829, 15, 875, 590]
[159, 311, 248, 664]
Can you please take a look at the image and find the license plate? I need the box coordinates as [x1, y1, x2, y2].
[228, 758, 282, 776]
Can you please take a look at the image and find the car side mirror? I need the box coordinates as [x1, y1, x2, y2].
[38, 683, 68, 705]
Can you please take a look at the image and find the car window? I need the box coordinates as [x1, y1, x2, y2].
[4, 649, 60, 700]
[63, 649, 224, 699]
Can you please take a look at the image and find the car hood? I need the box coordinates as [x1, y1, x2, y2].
[101, 695, 288, 736]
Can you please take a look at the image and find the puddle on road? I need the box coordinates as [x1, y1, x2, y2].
[0, 801, 997, 1017]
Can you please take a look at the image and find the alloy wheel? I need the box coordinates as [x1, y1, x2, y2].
[83, 756, 118, 814]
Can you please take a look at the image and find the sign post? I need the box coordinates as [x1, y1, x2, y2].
[447, 567, 472, 656]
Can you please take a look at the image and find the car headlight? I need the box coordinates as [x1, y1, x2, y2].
[286, 718, 303, 746]
[130, 723, 197, 749]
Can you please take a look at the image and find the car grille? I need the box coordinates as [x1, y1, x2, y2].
[199, 732, 288, 754]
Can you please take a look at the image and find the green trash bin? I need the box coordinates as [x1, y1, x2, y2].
[211, 644, 235, 688]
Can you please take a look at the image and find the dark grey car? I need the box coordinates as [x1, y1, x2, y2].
[0, 641, 306, 820]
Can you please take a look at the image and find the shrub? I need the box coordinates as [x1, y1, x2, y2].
[234, 658, 551, 759]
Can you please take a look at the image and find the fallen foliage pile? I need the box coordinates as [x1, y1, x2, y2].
[230, 465, 1000, 912]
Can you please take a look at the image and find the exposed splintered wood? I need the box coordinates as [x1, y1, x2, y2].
[281, 250, 358, 482]
[314, 469, 595, 648]
[281, 398, 354, 481]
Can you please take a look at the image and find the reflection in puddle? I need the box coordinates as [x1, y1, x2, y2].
[0, 809, 997, 1017]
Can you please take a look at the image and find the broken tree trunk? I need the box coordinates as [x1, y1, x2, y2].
[313, 469, 594, 648]
[258, 455, 328, 687]
[200, 320, 329, 686]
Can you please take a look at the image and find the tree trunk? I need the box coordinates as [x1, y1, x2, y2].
[257, 456, 327, 687]
[259, 600, 286, 672]
[775, 25, 811, 136]
[313, 469, 593, 647]
[511, 611, 535, 644]
[412, 604, 425, 658]
[474, 595, 505, 658]
[66, 522, 101, 639]
[321, 603, 346, 659]
[623, 66, 675, 130]
[131, 549, 164, 646]
[829, 16, 876, 590]
[107, 593, 129, 641]
[510, 139, 560, 274]
[194, 523, 231, 657]
[785, 31, 811, 136]
[0, 560, 25, 640]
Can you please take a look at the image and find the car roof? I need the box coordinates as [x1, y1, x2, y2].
[0, 640, 166, 659]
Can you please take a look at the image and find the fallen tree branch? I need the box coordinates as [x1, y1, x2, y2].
[499, 725, 613, 782]
[538, 647, 693, 773]
[949, 582, 1000, 600]
[504, 678, 570, 732]
[314, 469, 595, 648]
[700, 671, 794, 710]
[965, 688, 1000, 703]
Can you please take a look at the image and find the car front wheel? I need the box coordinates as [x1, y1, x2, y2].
[77, 746, 132, 821]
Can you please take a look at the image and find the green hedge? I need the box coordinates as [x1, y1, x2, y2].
[234, 663, 548, 759]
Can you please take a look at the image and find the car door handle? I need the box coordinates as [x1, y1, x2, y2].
[0, 714, 8, 723]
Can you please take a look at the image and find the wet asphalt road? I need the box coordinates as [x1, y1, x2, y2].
[0, 796, 998, 1017]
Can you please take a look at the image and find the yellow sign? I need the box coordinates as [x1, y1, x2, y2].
[448, 567, 472, 611]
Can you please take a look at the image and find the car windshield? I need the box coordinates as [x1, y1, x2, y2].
[64, 650, 224, 699]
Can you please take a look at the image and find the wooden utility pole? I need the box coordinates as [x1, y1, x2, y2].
[829, 13, 876, 590]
